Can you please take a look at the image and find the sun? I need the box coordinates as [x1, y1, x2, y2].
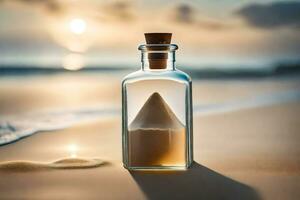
[69, 18, 87, 35]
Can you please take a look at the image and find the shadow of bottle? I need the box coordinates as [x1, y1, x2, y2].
[130, 162, 261, 200]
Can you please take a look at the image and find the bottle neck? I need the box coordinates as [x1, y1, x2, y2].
[138, 44, 178, 71]
[141, 51, 176, 71]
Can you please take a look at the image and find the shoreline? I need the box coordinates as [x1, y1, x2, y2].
[0, 102, 300, 199]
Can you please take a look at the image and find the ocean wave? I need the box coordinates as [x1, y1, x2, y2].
[1, 89, 300, 146]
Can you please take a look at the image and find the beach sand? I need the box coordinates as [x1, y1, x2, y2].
[0, 74, 300, 199]
[0, 104, 299, 199]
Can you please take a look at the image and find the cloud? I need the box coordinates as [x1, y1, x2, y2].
[173, 4, 195, 23]
[0, 0, 64, 14]
[171, 3, 230, 30]
[235, 1, 300, 29]
[197, 19, 230, 30]
[100, 1, 135, 21]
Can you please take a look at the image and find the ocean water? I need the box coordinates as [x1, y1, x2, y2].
[1, 67, 300, 145]
[1, 84, 300, 145]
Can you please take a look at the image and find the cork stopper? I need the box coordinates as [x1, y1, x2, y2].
[144, 33, 172, 69]
[145, 33, 172, 44]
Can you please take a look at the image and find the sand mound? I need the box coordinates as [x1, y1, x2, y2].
[0, 158, 105, 172]
[128, 92, 186, 166]
[129, 92, 184, 130]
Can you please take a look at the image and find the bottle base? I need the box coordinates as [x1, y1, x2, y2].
[123, 163, 192, 171]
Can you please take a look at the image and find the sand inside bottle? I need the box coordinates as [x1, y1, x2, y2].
[128, 92, 186, 167]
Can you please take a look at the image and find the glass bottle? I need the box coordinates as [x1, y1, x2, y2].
[122, 35, 193, 170]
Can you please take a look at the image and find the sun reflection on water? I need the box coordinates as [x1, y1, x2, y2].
[62, 53, 85, 70]
[67, 144, 78, 158]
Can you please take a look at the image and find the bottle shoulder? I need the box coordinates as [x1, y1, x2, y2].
[122, 69, 192, 85]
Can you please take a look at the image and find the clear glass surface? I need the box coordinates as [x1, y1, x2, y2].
[122, 45, 193, 170]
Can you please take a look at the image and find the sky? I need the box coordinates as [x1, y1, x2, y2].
[0, 0, 299, 70]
